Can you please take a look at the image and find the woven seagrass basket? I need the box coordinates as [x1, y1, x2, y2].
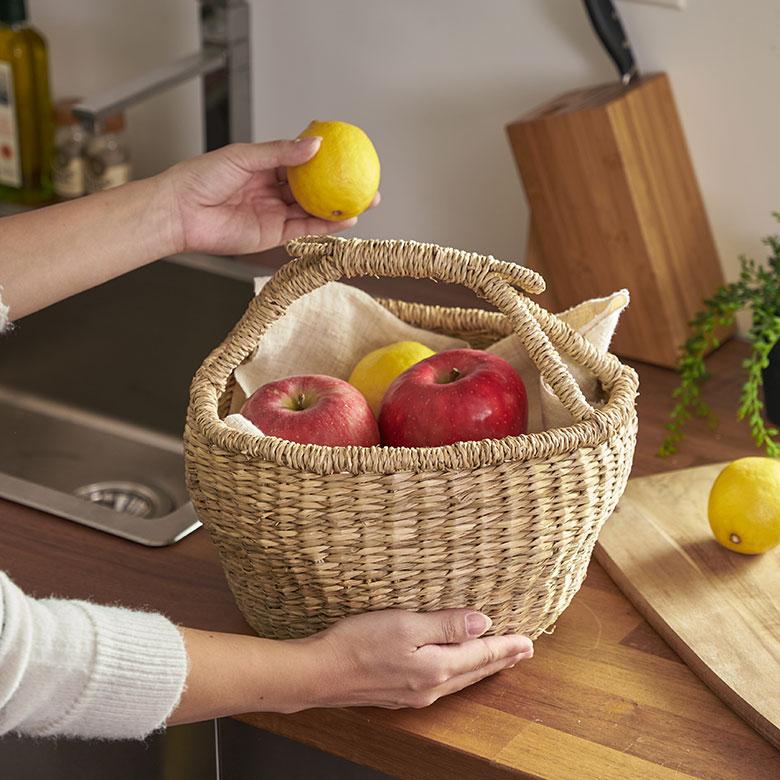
[184, 236, 638, 640]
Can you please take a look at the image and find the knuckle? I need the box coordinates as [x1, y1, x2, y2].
[423, 659, 443, 684]
[418, 655, 448, 687]
[406, 675, 424, 693]
[475, 640, 498, 670]
[441, 616, 459, 645]
[394, 611, 419, 642]
[396, 618, 420, 645]
[408, 663, 447, 697]
[227, 141, 252, 158]
[411, 693, 437, 709]
[420, 667, 447, 689]
[267, 139, 289, 158]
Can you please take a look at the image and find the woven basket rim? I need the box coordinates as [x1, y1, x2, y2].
[187, 299, 639, 476]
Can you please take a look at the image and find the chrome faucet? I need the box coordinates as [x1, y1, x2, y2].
[73, 0, 252, 151]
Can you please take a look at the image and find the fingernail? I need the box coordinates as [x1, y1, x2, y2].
[466, 612, 491, 637]
[295, 135, 322, 148]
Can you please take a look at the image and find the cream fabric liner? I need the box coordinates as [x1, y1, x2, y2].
[229, 278, 629, 435]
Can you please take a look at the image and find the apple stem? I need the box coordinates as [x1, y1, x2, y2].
[295, 392, 306, 411]
[449, 368, 461, 382]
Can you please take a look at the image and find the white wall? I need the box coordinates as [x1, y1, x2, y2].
[29, 0, 780, 285]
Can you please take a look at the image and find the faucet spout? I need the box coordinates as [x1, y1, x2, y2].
[72, 0, 251, 151]
[72, 48, 227, 134]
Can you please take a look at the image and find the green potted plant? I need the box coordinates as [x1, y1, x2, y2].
[660, 214, 780, 458]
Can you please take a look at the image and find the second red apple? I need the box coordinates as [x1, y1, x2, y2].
[379, 349, 528, 447]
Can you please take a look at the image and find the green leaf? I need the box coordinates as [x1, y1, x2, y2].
[661, 217, 780, 457]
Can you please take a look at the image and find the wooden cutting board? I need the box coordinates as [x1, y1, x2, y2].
[595, 462, 780, 749]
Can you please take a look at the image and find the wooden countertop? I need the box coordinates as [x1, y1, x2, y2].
[1, 292, 778, 778]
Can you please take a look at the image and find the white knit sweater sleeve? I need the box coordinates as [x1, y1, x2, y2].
[0, 571, 188, 739]
[0, 286, 9, 333]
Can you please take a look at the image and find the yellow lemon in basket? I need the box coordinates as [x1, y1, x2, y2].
[288, 120, 380, 221]
[708, 457, 780, 555]
[349, 341, 435, 416]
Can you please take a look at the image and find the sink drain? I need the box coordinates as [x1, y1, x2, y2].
[74, 481, 173, 519]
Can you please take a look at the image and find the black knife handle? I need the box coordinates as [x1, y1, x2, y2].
[583, 0, 639, 84]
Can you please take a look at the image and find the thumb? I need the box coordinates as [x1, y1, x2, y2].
[227, 136, 322, 172]
[407, 609, 493, 646]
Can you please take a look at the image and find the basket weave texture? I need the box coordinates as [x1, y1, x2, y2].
[184, 237, 638, 639]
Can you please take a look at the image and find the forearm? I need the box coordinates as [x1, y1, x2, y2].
[169, 628, 328, 725]
[0, 174, 180, 320]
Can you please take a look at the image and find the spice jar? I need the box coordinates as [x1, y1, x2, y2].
[84, 112, 130, 193]
[52, 98, 88, 199]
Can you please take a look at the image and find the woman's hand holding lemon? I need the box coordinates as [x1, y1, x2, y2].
[161, 124, 380, 257]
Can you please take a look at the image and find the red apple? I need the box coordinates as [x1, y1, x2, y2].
[378, 349, 527, 447]
[241, 375, 380, 447]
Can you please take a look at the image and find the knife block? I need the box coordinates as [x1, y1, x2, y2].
[506, 73, 731, 368]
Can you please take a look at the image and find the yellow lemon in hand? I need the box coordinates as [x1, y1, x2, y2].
[349, 341, 435, 416]
[288, 120, 380, 221]
[708, 457, 780, 554]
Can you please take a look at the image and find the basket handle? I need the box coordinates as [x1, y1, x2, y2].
[204, 236, 623, 423]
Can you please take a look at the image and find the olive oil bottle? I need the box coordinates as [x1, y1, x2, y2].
[0, 0, 53, 204]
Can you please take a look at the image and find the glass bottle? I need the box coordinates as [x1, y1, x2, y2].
[84, 112, 131, 193]
[52, 97, 87, 199]
[0, 0, 53, 204]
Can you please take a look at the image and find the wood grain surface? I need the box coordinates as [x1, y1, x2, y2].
[506, 73, 730, 368]
[1, 316, 778, 777]
[596, 462, 780, 750]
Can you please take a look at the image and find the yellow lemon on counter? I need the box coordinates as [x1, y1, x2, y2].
[288, 120, 380, 221]
[708, 457, 780, 554]
[349, 341, 435, 416]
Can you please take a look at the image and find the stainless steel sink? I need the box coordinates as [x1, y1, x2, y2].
[0, 252, 262, 545]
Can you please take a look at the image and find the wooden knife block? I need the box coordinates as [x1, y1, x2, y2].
[506, 73, 730, 368]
